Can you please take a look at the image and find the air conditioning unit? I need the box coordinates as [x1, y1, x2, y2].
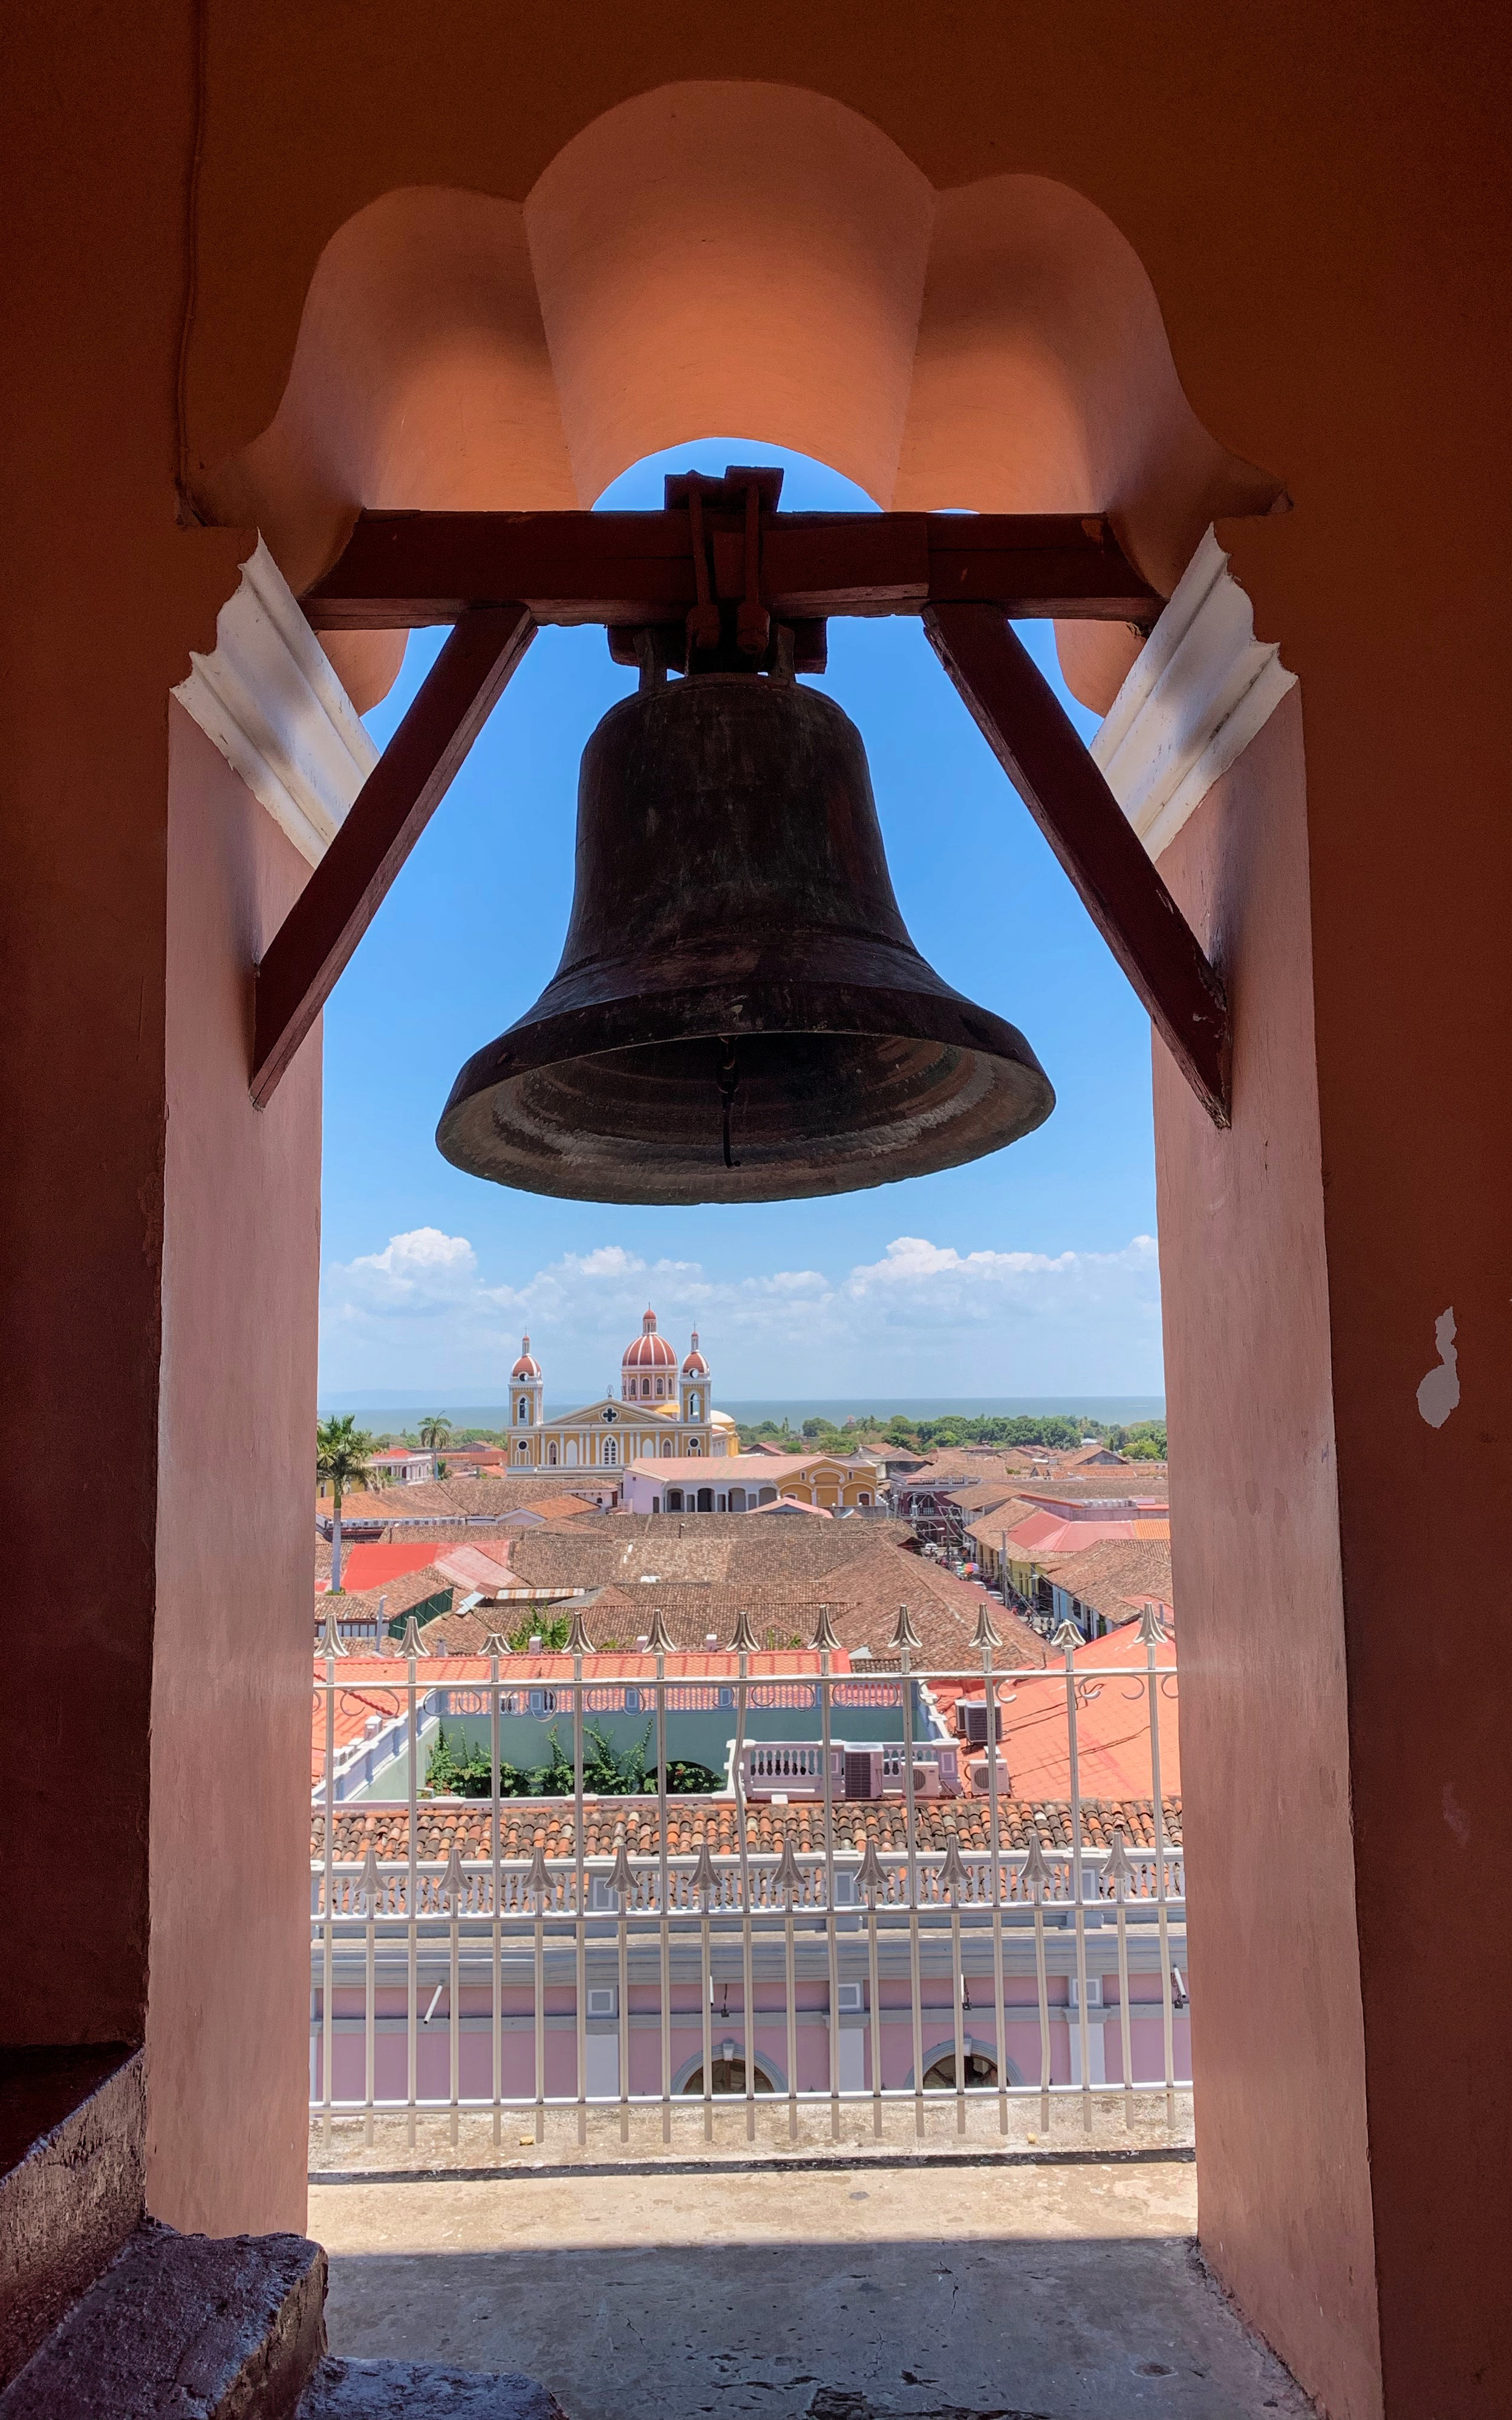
[842, 1748, 884, 1800]
[954, 1696, 1003, 1745]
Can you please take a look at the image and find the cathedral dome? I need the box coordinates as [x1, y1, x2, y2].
[682, 1329, 711, 1377]
[622, 1306, 677, 1372]
[511, 1333, 542, 1379]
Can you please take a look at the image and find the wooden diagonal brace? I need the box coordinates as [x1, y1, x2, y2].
[924, 601, 1231, 1127]
[252, 606, 535, 1107]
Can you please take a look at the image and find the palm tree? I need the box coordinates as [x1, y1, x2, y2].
[417, 1413, 452, 1477]
[316, 1413, 384, 1592]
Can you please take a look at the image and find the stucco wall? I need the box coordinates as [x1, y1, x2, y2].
[1154, 694, 1382, 2417]
[146, 709, 322, 2234]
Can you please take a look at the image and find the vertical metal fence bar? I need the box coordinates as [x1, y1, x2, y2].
[866, 1875, 882, 2138]
[1144, 1607, 1178, 2127]
[1032, 1859, 1051, 2135]
[406, 1658, 420, 2148]
[700, 1895, 714, 2144]
[533, 1898, 546, 2145]
[950, 1881, 966, 2136]
[573, 1661, 587, 2147]
[490, 1647, 502, 2150]
[819, 1647, 841, 2141]
[448, 1889, 461, 2146]
[363, 1891, 376, 2147]
[616, 1868, 631, 2146]
[1058, 1624, 1093, 2134]
[983, 1646, 1008, 2136]
[656, 1657, 671, 2146]
[783, 1880, 798, 2145]
[734, 1652, 756, 2144]
[1113, 1850, 1135, 2128]
[899, 1637, 925, 2139]
[322, 1667, 335, 2144]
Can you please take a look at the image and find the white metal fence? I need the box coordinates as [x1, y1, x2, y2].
[310, 1606, 1186, 2152]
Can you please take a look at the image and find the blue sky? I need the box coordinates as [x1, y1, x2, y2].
[318, 442, 1162, 1407]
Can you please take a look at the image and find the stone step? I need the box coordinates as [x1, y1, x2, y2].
[298, 2360, 567, 2418]
[0, 2219, 326, 2419]
[0, 2044, 145, 2387]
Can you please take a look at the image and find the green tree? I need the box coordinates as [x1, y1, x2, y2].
[418, 1414, 453, 1461]
[316, 1413, 386, 1592]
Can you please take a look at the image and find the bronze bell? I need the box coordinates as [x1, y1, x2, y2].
[437, 666, 1054, 1204]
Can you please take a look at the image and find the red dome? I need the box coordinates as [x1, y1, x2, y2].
[511, 1333, 542, 1380]
[682, 1328, 711, 1376]
[623, 1306, 677, 1370]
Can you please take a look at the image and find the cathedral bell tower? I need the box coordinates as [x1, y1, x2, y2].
[680, 1330, 711, 1429]
[510, 1336, 544, 1459]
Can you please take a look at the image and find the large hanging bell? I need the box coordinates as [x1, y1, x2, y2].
[437, 668, 1054, 1204]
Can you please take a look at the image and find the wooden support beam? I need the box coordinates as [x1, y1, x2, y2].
[924, 601, 1231, 1127]
[251, 606, 535, 1107]
[301, 509, 1160, 631]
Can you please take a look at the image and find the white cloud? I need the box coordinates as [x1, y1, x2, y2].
[321, 1226, 1162, 1399]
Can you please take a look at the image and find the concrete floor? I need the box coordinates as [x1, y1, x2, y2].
[311, 2160, 1312, 2420]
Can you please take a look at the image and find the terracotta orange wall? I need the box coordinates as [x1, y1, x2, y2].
[146, 709, 321, 2234]
[1154, 696, 1381, 2413]
[0, 0, 247, 2050]
[7, 7, 1512, 2408]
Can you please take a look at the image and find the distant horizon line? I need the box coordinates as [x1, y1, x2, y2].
[318, 1391, 1167, 1421]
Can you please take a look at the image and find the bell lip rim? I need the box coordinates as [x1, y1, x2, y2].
[438, 979, 1053, 1131]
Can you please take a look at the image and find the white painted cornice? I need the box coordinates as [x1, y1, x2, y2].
[172, 538, 377, 865]
[1092, 528, 1295, 862]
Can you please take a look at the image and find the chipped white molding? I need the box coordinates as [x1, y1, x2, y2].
[1092, 528, 1296, 862]
[172, 538, 377, 866]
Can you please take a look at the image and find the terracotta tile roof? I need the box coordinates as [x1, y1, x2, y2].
[1030, 1537, 1174, 1627]
[311, 1793, 1182, 1861]
[500, 1512, 916, 1594]
[334, 1542, 443, 1592]
[319, 1473, 614, 1528]
[314, 1562, 455, 1621]
[1014, 1476, 1169, 1506]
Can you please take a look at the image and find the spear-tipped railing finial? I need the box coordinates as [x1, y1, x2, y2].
[644, 1602, 677, 1656]
[971, 1600, 1002, 1653]
[399, 1614, 430, 1658]
[729, 1606, 760, 1655]
[565, 1602, 596, 1656]
[1138, 1599, 1169, 1649]
[810, 1601, 842, 1654]
[317, 1605, 349, 1658]
[890, 1602, 922, 1655]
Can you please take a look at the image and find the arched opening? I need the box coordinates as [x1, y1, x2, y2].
[665, 1488, 683, 1512]
[921, 2048, 1005, 2091]
[682, 2057, 776, 2096]
[696, 1488, 714, 1512]
[728, 1487, 747, 1511]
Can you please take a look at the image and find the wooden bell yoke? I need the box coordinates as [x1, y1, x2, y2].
[252, 468, 1231, 1130]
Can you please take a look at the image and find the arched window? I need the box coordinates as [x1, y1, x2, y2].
[639, 1376, 648, 1397]
[602, 1437, 618, 1463]
[922, 2049, 1002, 2091]
[696, 1488, 714, 1512]
[565, 1440, 578, 1467]
[728, 1488, 747, 1511]
[688, 1392, 702, 1421]
[666, 1488, 684, 1512]
[517, 1397, 528, 1423]
[758, 1487, 777, 1506]
[547, 1442, 558, 1466]
[661, 1438, 674, 1456]
[858, 1493, 871, 1506]
[682, 2058, 775, 2096]
[655, 1376, 665, 1396]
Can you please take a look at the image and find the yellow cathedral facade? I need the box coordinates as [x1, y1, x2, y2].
[506, 1308, 737, 1473]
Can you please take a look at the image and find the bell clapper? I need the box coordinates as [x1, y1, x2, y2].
[717, 1036, 742, 1170]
